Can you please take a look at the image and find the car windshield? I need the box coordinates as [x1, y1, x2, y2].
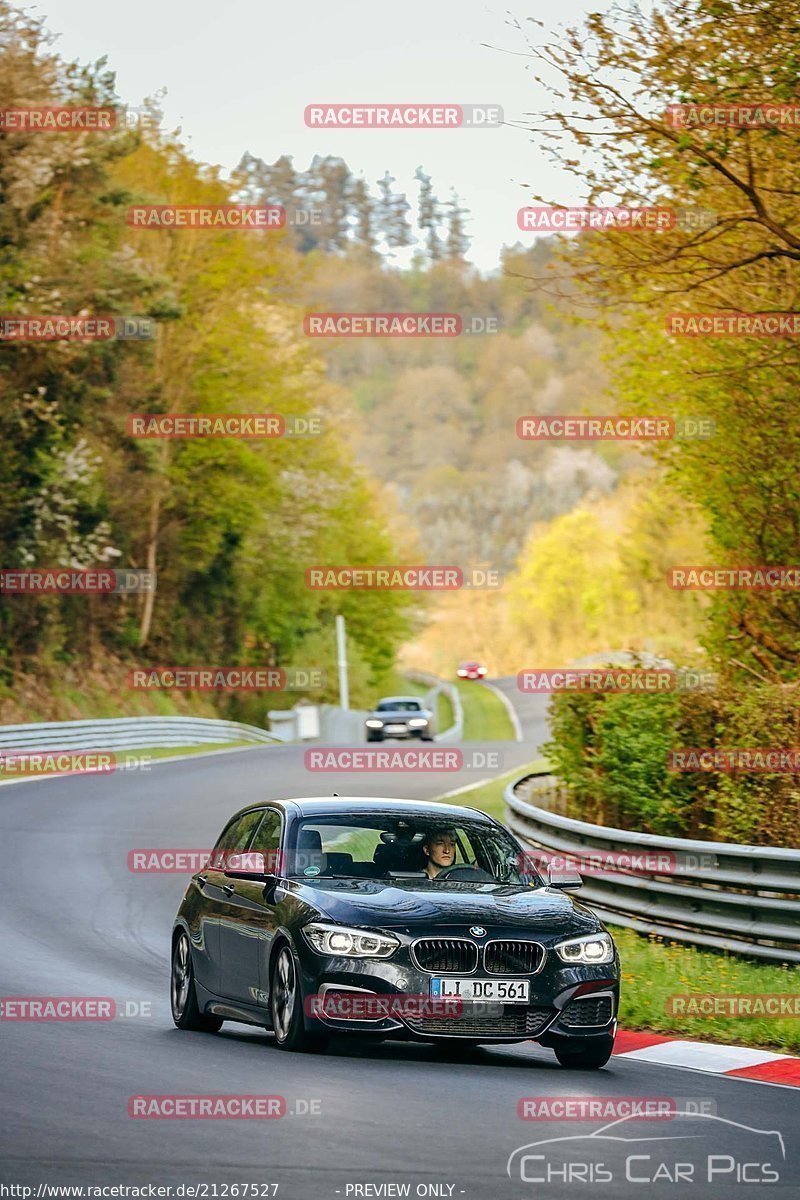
[285, 813, 543, 886]
[375, 700, 421, 712]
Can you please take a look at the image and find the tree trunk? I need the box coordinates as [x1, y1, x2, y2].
[138, 491, 160, 647]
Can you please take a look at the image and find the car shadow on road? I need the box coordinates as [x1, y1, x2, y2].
[208, 1024, 576, 1071]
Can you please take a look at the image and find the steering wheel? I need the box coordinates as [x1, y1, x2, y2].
[434, 864, 495, 882]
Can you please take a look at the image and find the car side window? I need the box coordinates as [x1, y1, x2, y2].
[209, 811, 264, 869]
[249, 809, 282, 871]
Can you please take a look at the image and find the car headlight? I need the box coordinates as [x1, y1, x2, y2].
[407, 717, 428, 727]
[365, 719, 384, 728]
[555, 933, 614, 965]
[302, 922, 399, 958]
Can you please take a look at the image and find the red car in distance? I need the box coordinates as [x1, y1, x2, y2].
[457, 661, 488, 680]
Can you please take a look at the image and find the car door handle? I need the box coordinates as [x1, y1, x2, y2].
[222, 883, 236, 896]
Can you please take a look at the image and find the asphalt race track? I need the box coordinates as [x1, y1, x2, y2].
[1, 686, 797, 1199]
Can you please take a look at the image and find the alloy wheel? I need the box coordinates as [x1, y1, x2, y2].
[272, 947, 296, 1041]
[171, 933, 191, 1020]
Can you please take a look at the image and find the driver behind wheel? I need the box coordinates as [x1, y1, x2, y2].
[423, 827, 458, 878]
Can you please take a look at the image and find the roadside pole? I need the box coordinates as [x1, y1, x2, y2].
[335, 613, 349, 711]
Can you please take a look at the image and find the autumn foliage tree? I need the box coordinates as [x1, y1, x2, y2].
[0, 1, 411, 711]
[516, 0, 800, 681]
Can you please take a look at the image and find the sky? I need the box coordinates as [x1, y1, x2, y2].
[32, 0, 597, 270]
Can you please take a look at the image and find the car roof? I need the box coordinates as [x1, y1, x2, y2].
[374, 695, 424, 704]
[228, 795, 495, 823]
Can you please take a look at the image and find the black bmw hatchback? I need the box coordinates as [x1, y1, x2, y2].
[171, 797, 620, 1067]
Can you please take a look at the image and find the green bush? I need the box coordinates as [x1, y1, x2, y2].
[545, 675, 800, 845]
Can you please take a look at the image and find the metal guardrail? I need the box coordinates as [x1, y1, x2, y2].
[505, 770, 800, 962]
[0, 715, 278, 751]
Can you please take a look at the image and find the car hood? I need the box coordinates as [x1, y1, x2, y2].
[286, 879, 600, 938]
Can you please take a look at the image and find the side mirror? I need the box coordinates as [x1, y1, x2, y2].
[547, 868, 582, 891]
[224, 851, 271, 879]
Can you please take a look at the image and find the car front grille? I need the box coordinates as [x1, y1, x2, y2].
[484, 940, 544, 974]
[560, 994, 614, 1028]
[406, 1005, 554, 1039]
[411, 938, 478, 973]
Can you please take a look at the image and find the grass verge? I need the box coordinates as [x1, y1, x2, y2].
[613, 926, 799, 1054]
[0, 739, 274, 782]
[133, 741, 270, 760]
[456, 679, 516, 741]
[434, 758, 549, 819]
[436, 689, 454, 734]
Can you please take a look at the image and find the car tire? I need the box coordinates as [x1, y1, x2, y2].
[366, 732, 383, 743]
[171, 931, 223, 1032]
[421, 733, 434, 742]
[270, 944, 328, 1053]
[552, 1035, 614, 1069]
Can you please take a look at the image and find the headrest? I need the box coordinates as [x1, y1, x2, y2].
[325, 852, 354, 873]
[295, 827, 326, 875]
[297, 828, 323, 853]
[373, 839, 427, 872]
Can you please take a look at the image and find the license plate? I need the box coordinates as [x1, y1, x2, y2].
[384, 724, 406, 733]
[430, 977, 530, 1003]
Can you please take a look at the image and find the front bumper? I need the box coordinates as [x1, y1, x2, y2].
[293, 927, 619, 1044]
[365, 725, 430, 739]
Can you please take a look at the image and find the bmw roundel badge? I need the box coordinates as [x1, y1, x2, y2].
[469, 925, 486, 937]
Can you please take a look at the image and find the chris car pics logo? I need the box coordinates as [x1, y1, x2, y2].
[507, 1113, 785, 1185]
